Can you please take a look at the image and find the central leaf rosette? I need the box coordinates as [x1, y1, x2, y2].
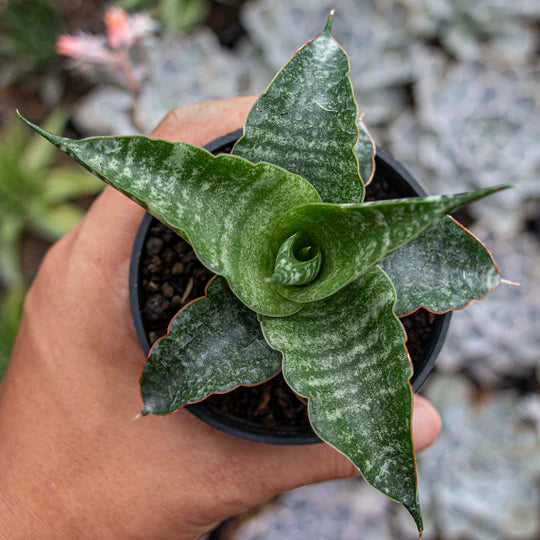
[262, 186, 509, 307]
[268, 232, 322, 287]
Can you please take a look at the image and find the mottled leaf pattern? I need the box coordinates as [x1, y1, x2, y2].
[272, 186, 511, 304]
[141, 277, 282, 415]
[232, 15, 363, 204]
[260, 266, 422, 533]
[380, 216, 501, 316]
[355, 118, 376, 186]
[270, 232, 322, 286]
[19, 115, 320, 316]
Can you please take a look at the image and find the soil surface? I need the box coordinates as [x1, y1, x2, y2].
[139, 166, 438, 433]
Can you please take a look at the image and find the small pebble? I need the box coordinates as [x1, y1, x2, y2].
[144, 293, 170, 321]
[145, 255, 163, 274]
[145, 280, 159, 293]
[174, 241, 188, 254]
[172, 262, 185, 275]
[161, 229, 176, 243]
[146, 236, 164, 256]
[162, 248, 175, 263]
[162, 282, 174, 298]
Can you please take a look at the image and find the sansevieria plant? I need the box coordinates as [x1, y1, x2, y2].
[19, 13, 513, 537]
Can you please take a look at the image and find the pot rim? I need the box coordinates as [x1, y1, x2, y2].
[129, 130, 451, 445]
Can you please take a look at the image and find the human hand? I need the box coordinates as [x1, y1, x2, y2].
[0, 97, 441, 540]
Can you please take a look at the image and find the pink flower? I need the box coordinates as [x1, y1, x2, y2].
[55, 6, 157, 93]
[56, 34, 114, 64]
[104, 6, 129, 49]
[56, 35, 83, 57]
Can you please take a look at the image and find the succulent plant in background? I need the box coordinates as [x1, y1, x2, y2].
[399, 0, 540, 63]
[0, 111, 103, 377]
[0, 284, 24, 379]
[0, 110, 103, 288]
[56, 5, 250, 136]
[20, 14, 514, 536]
[119, 0, 209, 34]
[0, 0, 61, 86]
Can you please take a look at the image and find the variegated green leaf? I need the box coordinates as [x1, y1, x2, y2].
[271, 186, 512, 304]
[19, 115, 321, 317]
[260, 266, 422, 534]
[232, 14, 363, 204]
[355, 118, 376, 186]
[380, 216, 501, 316]
[141, 277, 282, 415]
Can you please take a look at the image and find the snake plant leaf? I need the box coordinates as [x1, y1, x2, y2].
[355, 117, 376, 186]
[23, 109, 67, 174]
[232, 13, 363, 204]
[260, 266, 422, 534]
[141, 276, 282, 415]
[271, 185, 512, 304]
[380, 216, 501, 316]
[19, 114, 321, 316]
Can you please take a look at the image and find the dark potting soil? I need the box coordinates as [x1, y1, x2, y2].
[139, 173, 437, 432]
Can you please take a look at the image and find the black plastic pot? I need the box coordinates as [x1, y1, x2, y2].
[129, 130, 451, 445]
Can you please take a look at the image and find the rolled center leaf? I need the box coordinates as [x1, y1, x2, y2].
[269, 232, 322, 286]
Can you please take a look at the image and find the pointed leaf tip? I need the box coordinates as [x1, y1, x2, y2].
[17, 112, 60, 145]
[323, 10, 335, 34]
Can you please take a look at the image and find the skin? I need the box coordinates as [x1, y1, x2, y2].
[0, 97, 441, 540]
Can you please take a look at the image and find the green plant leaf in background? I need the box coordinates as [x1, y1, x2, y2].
[119, 0, 208, 33]
[43, 167, 112, 203]
[380, 216, 501, 316]
[271, 186, 511, 304]
[0, 283, 25, 379]
[0, 112, 103, 286]
[0, 111, 103, 381]
[141, 276, 282, 415]
[19, 116, 320, 316]
[260, 266, 422, 533]
[0, 218, 25, 286]
[233, 14, 364, 204]
[27, 202, 86, 241]
[1, 0, 60, 63]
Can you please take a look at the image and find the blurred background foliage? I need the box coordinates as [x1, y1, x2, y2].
[0, 0, 538, 538]
[119, 0, 209, 33]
